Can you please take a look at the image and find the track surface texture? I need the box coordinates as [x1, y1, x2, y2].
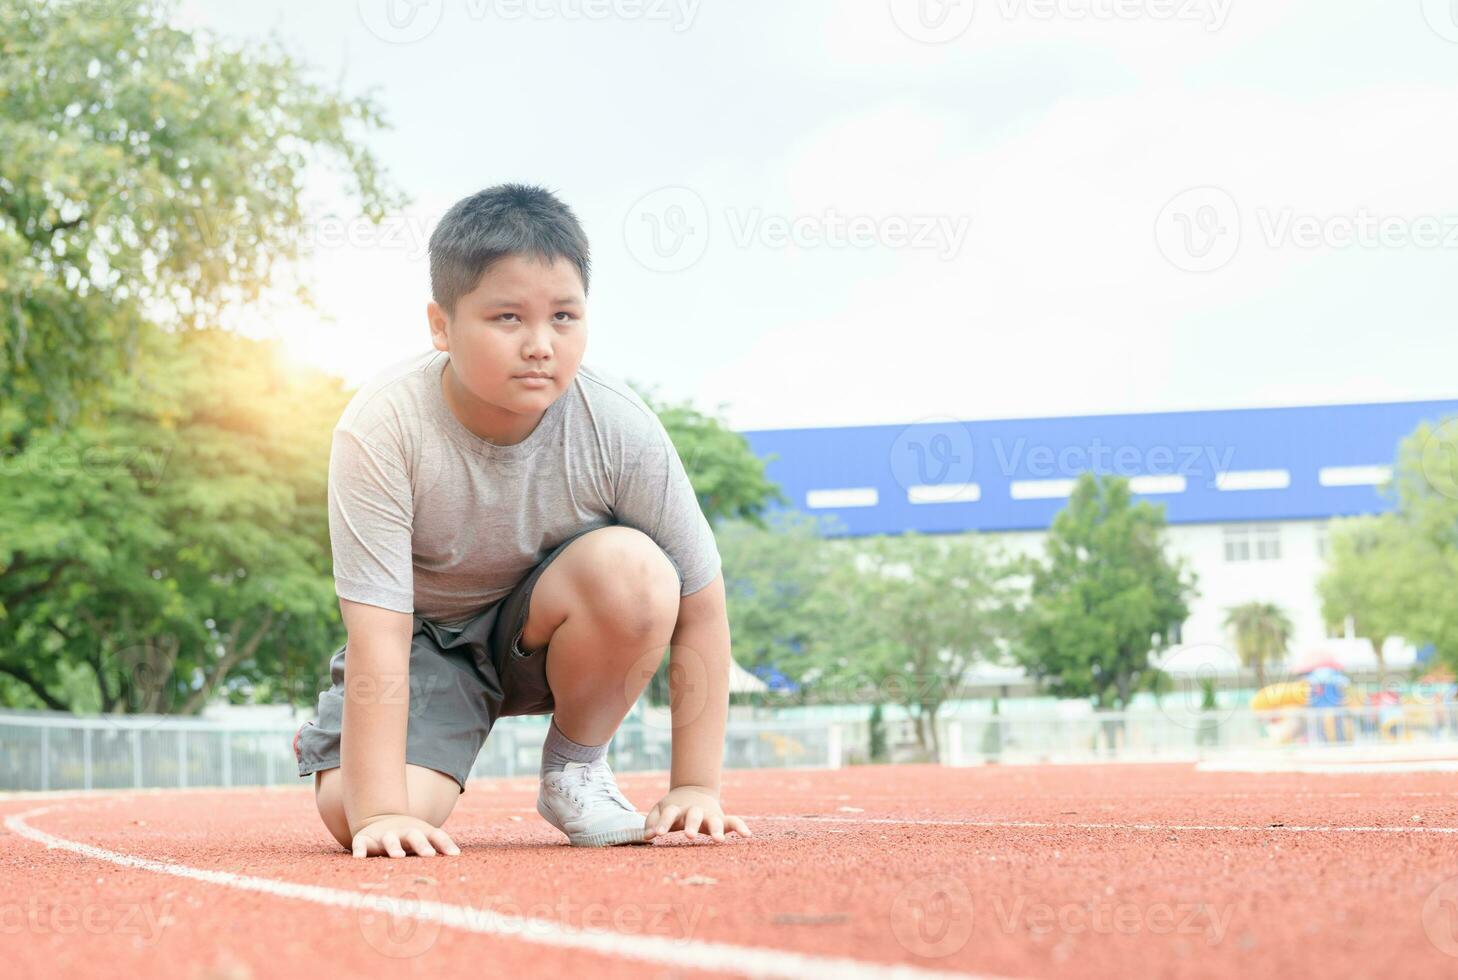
[5, 763, 1458, 979]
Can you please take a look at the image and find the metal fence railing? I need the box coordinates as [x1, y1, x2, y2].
[6, 703, 1458, 792]
[941, 703, 1458, 766]
[0, 711, 846, 793]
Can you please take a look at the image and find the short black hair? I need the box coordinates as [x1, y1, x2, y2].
[428, 183, 591, 316]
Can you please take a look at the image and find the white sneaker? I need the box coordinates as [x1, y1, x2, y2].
[537, 760, 648, 847]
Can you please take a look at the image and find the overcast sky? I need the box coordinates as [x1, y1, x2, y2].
[179, 0, 1458, 431]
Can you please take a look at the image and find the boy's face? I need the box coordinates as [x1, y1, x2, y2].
[428, 253, 587, 430]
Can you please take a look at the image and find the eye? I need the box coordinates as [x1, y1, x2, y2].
[496, 313, 520, 322]
[554, 312, 577, 322]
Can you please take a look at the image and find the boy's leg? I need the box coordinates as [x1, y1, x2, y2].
[492, 524, 683, 847]
[514, 525, 684, 743]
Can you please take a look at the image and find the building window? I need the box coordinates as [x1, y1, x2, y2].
[1223, 526, 1251, 562]
[1224, 524, 1282, 562]
[1254, 524, 1282, 561]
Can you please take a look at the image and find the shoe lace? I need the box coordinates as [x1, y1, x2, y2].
[559, 762, 631, 810]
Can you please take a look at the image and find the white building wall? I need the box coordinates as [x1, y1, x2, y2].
[1162, 520, 1330, 663]
[971, 519, 1334, 667]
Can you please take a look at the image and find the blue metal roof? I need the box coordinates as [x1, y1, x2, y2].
[738, 399, 1458, 535]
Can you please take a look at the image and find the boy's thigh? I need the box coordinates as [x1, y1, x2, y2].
[295, 623, 502, 794]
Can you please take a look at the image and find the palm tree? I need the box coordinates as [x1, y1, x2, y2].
[1223, 602, 1294, 688]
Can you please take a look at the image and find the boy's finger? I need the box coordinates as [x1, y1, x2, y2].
[726, 816, 752, 837]
[707, 815, 725, 842]
[428, 829, 460, 855]
[383, 831, 406, 859]
[405, 830, 435, 856]
[353, 834, 371, 859]
[655, 804, 682, 835]
[683, 806, 704, 838]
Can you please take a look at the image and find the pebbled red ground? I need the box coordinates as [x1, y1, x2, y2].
[4, 763, 1458, 979]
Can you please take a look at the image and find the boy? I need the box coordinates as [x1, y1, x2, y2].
[294, 184, 751, 857]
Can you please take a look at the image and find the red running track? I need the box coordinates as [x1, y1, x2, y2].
[4, 763, 1458, 979]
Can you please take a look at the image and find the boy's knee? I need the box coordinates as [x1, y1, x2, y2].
[580, 529, 681, 635]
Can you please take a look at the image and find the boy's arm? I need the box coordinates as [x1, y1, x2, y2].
[339, 598, 413, 826]
[643, 573, 753, 842]
[667, 573, 731, 792]
[338, 598, 458, 858]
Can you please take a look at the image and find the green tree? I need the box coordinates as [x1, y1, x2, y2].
[1390, 416, 1458, 665]
[1, 0, 402, 432]
[1017, 473, 1196, 709]
[714, 510, 841, 688]
[1317, 516, 1413, 683]
[802, 530, 1019, 761]
[1222, 601, 1292, 688]
[0, 327, 345, 713]
[1318, 414, 1458, 676]
[867, 702, 888, 763]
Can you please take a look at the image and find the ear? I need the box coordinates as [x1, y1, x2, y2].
[427, 301, 449, 351]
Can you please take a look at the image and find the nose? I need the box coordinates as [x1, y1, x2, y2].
[522, 321, 554, 358]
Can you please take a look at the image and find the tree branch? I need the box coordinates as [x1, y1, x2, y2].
[0, 661, 69, 711]
[4, 559, 77, 609]
[177, 609, 277, 715]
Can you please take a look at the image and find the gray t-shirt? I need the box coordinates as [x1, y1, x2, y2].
[327, 349, 721, 628]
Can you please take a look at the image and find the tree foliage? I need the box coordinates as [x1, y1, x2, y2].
[1222, 600, 1292, 688]
[0, 0, 403, 431]
[715, 509, 840, 685]
[799, 530, 1021, 760]
[0, 327, 347, 712]
[1320, 416, 1458, 670]
[1017, 473, 1196, 708]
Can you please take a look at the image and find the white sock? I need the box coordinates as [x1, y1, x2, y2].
[540, 717, 607, 778]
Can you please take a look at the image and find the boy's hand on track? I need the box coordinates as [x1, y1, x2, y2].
[351, 814, 461, 858]
[644, 785, 752, 843]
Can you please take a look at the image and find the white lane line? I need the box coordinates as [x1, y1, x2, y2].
[744, 815, 1458, 834]
[1196, 760, 1458, 774]
[5, 806, 1000, 980]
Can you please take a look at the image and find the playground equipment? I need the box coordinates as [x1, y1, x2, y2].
[1251, 666, 1358, 744]
[1251, 665, 1458, 745]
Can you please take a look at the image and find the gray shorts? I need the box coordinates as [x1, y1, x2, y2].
[294, 525, 608, 793]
